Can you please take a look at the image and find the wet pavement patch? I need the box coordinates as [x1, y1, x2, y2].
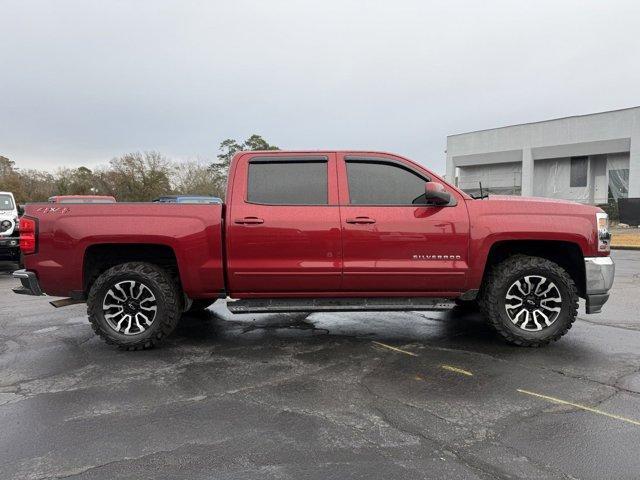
[1, 251, 639, 480]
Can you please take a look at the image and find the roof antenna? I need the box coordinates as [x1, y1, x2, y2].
[479, 181, 484, 199]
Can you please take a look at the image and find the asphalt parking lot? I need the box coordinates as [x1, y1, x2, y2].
[1, 251, 639, 480]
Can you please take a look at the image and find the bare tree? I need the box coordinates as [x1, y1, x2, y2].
[173, 159, 225, 198]
[97, 151, 173, 201]
[15, 169, 57, 202]
[0, 156, 15, 177]
[2, 135, 279, 203]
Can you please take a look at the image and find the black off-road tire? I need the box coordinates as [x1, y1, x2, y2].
[186, 299, 216, 313]
[479, 255, 578, 347]
[87, 262, 182, 350]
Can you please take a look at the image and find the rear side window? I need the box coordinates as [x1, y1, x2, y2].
[346, 160, 428, 205]
[247, 160, 328, 205]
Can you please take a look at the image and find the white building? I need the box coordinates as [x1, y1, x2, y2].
[446, 106, 639, 204]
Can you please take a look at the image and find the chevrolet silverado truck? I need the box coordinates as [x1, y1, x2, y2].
[12, 151, 614, 350]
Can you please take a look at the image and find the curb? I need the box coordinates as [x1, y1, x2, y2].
[611, 245, 640, 251]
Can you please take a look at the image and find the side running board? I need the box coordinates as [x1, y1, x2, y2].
[226, 297, 456, 314]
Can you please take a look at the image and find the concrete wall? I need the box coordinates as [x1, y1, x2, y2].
[458, 162, 521, 194]
[459, 152, 630, 204]
[591, 155, 608, 205]
[446, 106, 640, 200]
[532, 157, 591, 203]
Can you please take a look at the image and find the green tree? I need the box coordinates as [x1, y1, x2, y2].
[211, 135, 278, 192]
[70, 166, 97, 194]
[54, 166, 98, 195]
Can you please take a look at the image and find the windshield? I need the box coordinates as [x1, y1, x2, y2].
[0, 194, 15, 211]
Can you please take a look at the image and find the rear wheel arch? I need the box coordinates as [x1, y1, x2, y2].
[83, 243, 181, 295]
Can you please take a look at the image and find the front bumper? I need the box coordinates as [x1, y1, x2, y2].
[12, 269, 44, 296]
[584, 256, 615, 314]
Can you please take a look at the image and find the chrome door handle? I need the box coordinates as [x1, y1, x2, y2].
[346, 217, 376, 224]
[234, 217, 264, 225]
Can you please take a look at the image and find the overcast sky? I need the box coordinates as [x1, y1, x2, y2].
[2, 0, 640, 174]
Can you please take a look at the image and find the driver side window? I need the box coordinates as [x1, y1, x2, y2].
[346, 160, 428, 205]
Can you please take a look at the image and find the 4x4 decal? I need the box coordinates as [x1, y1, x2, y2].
[35, 206, 71, 214]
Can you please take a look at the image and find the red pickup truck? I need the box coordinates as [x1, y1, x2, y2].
[13, 150, 614, 350]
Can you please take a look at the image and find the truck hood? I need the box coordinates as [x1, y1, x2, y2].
[466, 194, 601, 219]
[477, 195, 601, 213]
[485, 195, 584, 206]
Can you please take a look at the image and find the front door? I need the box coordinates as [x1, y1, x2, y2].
[338, 154, 469, 294]
[226, 153, 342, 295]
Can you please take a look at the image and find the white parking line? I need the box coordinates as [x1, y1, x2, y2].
[517, 389, 640, 427]
[441, 365, 474, 376]
[371, 341, 418, 357]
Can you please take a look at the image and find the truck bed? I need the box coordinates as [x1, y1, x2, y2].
[21, 203, 225, 299]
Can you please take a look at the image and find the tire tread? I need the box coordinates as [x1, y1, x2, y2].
[479, 254, 578, 347]
[87, 262, 181, 350]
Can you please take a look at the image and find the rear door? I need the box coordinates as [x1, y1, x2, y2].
[226, 153, 343, 295]
[337, 154, 470, 294]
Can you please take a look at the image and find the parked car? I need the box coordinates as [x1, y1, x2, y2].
[13, 150, 614, 350]
[0, 191, 20, 261]
[48, 195, 116, 203]
[153, 195, 222, 204]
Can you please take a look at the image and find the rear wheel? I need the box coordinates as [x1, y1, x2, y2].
[479, 255, 578, 347]
[87, 262, 182, 350]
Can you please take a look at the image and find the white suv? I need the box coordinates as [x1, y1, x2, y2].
[0, 191, 20, 261]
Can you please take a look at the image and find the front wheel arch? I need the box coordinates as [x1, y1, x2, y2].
[480, 240, 586, 298]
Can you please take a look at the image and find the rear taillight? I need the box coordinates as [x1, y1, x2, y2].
[19, 217, 37, 254]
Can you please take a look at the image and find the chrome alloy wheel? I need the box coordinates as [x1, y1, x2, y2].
[102, 280, 158, 335]
[504, 275, 562, 331]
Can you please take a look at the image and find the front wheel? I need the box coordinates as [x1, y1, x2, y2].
[479, 255, 578, 347]
[87, 262, 182, 350]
